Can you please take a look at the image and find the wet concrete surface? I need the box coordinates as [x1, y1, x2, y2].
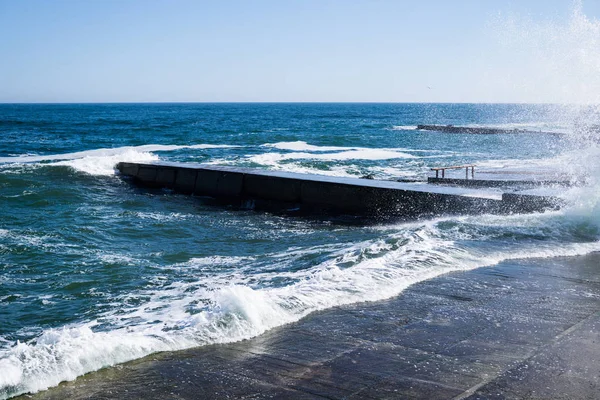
[21, 253, 600, 399]
[427, 169, 573, 189]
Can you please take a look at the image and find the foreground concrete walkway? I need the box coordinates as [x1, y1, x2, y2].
[24, 253, 600, 399]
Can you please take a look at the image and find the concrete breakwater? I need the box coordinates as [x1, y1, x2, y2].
[116, 162, 561, 218]
[416, 124, 561, 135]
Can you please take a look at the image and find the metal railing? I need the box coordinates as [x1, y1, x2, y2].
[431, 164, 475, 179]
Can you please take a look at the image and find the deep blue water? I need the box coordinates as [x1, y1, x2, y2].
[0, 103, 598, 398]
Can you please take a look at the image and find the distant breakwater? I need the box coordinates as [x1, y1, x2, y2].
[416, 124, 562, 135]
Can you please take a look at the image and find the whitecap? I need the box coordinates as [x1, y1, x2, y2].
[0, 144, 241, 176]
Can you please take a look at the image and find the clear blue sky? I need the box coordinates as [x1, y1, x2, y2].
[1, 0, 599, 103]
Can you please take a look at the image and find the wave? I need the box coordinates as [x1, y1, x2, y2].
[263, 141, 443, 153]
[0, 144, 240, 176]
[233, 150, 419, 179]
[250, 149, 417, 164]
[0, 141, 448, 178]
[1, 204, 599, 398]
[263, 141, 353, 152]
[53, 149, 159, 176]
[204, 157, 360, 177]
[234, 145, 452, 179]
[204, 144, 428, 178]
[0, 144, 238, 164]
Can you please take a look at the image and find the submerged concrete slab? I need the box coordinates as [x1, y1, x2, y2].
[23, 253, 600, 400]
[428, 168, 574, 189]
[117, 162, 561, 218]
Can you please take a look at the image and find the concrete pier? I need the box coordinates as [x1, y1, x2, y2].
[117, 162, 561, 218]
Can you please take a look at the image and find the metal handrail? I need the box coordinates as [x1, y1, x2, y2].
[431, 165, 475, 179]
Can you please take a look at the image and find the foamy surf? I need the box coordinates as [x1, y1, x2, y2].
[0, 144, 239, 164]
[2, 203, 599, 399]
[250, 149, 416, 163]
[205, 142, 450, 179]
[0, 140, 460, 179]
[0, 144, 240, 176]
[263, 141, 445, 154]
[263, 141, 355, 152]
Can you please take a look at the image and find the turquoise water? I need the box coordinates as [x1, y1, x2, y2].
[0, 103, 599, 398]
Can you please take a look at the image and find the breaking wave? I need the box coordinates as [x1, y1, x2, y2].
[2, 196, 600, 398]
[0, 144, 240, 176]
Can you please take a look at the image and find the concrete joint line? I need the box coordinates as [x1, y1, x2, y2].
[451, 309, 600, 400]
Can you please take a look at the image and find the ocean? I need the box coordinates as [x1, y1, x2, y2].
[0, 103, 599, 398]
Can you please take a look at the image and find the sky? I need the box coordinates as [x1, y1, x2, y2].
[1, 0, 600, 103]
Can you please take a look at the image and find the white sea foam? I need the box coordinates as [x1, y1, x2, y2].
[98, 253, 138, 265]
[0, 144, 240, 176]
[0, 144, 237, 164]
[204, 157, 359, 177]
[38, 295, 55, 306]
[263, 141, 443, 154]
[54, 149, 160, 176]
[133, 212, 193, 222]
[263, 141, 353, 152]
[250, 149, 416, 164]
[241, 148, 426, 179]
[186, 256, 256, 267]
[390, 125, 418, 130]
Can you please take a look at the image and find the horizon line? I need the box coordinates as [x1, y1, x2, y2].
[0, 101, 593, 106]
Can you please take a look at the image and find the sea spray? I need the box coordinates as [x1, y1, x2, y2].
[489, 0, 600, 104]
[488, 0, 600, 226]
[559, 145, 600, 232]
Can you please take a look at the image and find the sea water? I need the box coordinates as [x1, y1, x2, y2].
[0, 102, 599, 398]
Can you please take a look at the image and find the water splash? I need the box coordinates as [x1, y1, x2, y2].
[490, 1, 600, 105]
[489, 1, 600, 225]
